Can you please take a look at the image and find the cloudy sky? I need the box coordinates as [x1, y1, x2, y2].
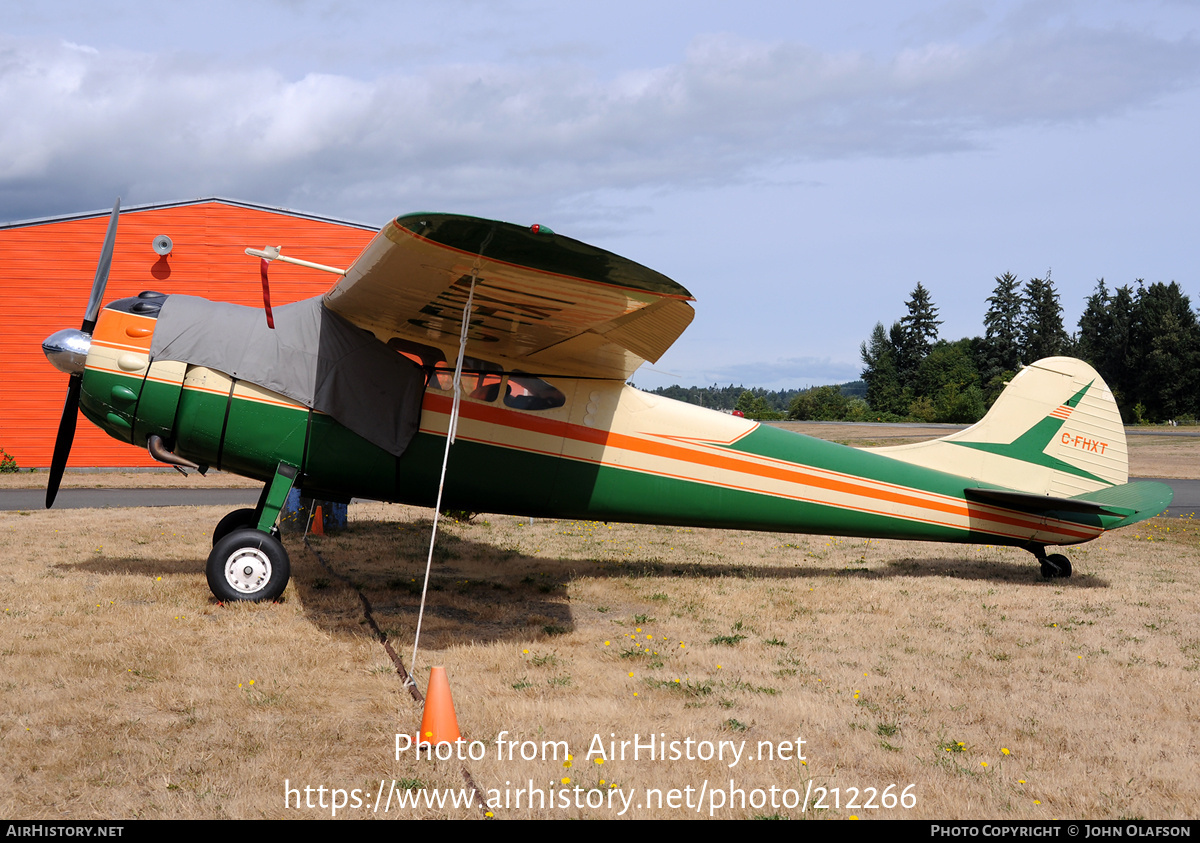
[4, 1, 1198, 389]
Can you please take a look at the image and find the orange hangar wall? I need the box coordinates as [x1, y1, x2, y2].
[1, 199, 377, 469]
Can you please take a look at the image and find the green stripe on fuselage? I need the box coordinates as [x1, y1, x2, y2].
[717, 424, 981, 500]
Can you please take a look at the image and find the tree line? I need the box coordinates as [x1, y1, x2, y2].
[859, 274, 1200, 424]
[646, 383, 807, 417]
[645, 273, 1199, 425]
[643, 381, 871, 420]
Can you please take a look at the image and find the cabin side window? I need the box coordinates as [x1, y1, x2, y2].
[387, 338, 449, 388]
[387, 339, 561, 409]
[504, 374, 566, 411]
[457, 357, 503, 402]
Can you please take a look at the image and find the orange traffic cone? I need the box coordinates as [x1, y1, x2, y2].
[415, 666, 462, 745]
[311, 505, 325, 536]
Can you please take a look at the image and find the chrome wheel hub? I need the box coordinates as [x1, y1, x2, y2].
[223, 546, 272, 594]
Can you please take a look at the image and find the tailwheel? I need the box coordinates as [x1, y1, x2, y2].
[207, 528, 290, 602]
[1040, 553, 1072, 579]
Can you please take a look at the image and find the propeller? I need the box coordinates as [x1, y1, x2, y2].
[45, 198, 121, 508]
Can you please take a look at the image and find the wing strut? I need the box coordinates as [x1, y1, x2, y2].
[408, 231, 490, 692]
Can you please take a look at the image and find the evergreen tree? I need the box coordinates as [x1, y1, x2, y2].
[1128, 282, 1200, 421]
[1074, 282, 1137, 418]
[887, 320, 911, 385]
[1106, 285, 1137, 404]
[897, 283, 942, 378]
[976, 272, 1025, 404]
[981, 272, 1024, 373]
[1022, 274, 1068, 361]
[1075, 279, 1111, 367]
[860, 322, 903, 415]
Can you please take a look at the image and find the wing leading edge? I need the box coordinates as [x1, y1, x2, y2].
[324, 213, 695, 380]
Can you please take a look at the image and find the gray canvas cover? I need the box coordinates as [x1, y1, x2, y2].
[151, 295, 424, 456]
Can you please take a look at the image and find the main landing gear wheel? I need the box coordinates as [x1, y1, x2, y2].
[212, 508, 279, 546]
[1040, 553, 1072, 579]
[207, 528, 290, 602]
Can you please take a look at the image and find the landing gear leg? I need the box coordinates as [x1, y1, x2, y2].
[1029, 544, 1072, 579]
[254, 463, 298, 534]
[212, 479, 285, 545]
[205, 462, 299, 601]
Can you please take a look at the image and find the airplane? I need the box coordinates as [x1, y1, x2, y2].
[42, 199, 1173, 602]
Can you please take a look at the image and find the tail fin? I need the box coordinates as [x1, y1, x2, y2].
[872, 357, 1127, 497]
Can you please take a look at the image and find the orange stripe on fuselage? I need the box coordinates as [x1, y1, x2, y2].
[418, 392, 1097, 542]
[440, 420, 1096, 544]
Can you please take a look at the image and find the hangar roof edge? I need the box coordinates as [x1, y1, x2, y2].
[0, 197, 378, 232]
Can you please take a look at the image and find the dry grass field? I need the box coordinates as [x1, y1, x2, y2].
[1, 425, 1197, 820]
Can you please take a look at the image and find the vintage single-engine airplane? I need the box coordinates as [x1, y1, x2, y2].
[43, 200, 1172, 602]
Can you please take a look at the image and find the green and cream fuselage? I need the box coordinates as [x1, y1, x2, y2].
[54, 210, 1170, 602]
[80, 295, 1150, 553]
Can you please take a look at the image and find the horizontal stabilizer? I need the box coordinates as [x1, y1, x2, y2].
[966, 482, 1171, 528]
[964, 487, 1133, 517]
[1069, 480, 1174, 529]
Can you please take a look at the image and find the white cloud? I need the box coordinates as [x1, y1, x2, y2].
[1, 12, 1197, 225]
[61, 41, 99, 56]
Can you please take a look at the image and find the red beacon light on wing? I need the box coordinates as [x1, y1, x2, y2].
[529, 223, 555, 234]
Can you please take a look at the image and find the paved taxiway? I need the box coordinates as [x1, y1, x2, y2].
[2, 480, 1195, 516]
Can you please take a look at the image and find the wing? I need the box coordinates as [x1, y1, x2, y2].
[323, 213, 694, 379]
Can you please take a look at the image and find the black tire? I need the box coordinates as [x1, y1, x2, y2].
[213, 508, 258, 546]
[213, 508, 280, 546]
[206, 528, 290, 602]
[1040, 553, 1072, 579]
[1046, 553, 1072, 578]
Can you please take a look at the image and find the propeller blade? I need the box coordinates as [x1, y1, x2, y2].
[46, 377, 82, 508]
[81, 197, 120, 333]
[47, 197, 120, 507]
